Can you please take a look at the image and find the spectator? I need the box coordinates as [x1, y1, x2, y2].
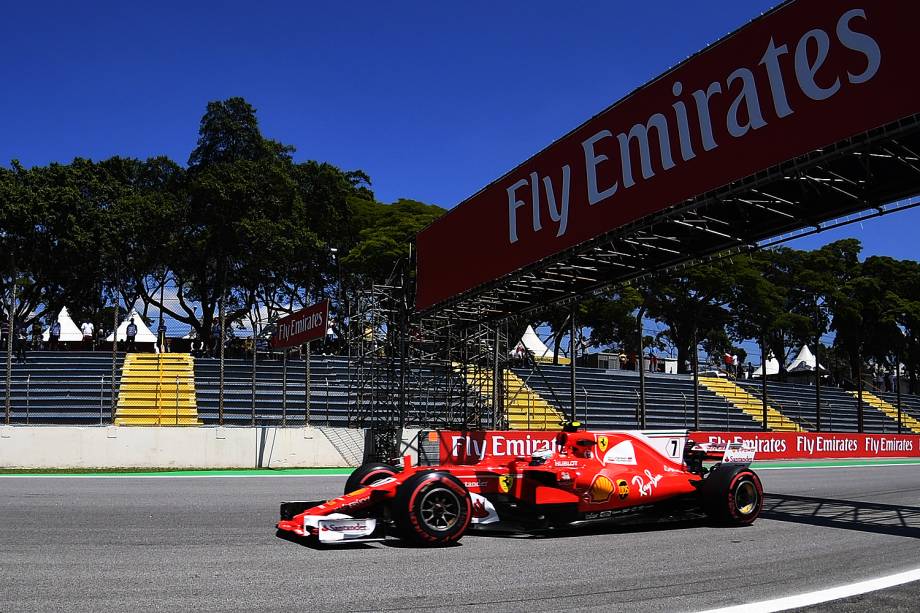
[649, 353, 658, 372]
[31, 319, 42, 350]
[15, 323, 28, 363]
[157, 319, 167, 353]
[81, 320, 94, 350]
[49, 319, 62, 351]
[747, 362, 755, 379]
[126, 318, 138, 352]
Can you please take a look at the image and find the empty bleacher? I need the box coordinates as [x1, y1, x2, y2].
[512, 364, 762, 431]
[737, 380, 906, 433]
[0, 351, 123, 424]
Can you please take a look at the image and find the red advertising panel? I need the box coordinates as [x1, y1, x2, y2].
[416, 1, 920, 310]
[269, 300, 329, 348]
[435, 430, 920, 465]
[691, 431, 920, 461]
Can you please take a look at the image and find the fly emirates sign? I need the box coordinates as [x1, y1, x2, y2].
[415, 2, 918, 310]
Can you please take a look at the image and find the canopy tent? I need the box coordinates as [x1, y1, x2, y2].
[106, 310, 157, 343]
[752, 354, 780, 378]
[511, 325, 555, 361]
[787, 344, 825, 372]
[41, 307, 84, 342]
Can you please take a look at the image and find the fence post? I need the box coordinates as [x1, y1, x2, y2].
[99, 376, 104, 425]
[282, 349, 288, 427]
[305, 341, 311, 426]
[176, 375, 180, 425]
[26, 374, 30, 425]
[5, 274, 16, 425]
[325, 376, 330, 426]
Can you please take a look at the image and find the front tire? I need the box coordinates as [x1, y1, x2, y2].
[392, 471, 471, 546]
[344, 462, 399, 495]
[701, 465, 763, 525]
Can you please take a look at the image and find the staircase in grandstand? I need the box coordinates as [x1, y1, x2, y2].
[851, 390, 920, 434]
[699, 377, 802, 432]
[115, 353, 200, 425]
[459, 367, 563, 430]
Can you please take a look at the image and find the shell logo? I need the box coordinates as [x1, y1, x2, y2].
[498, 475, 514, 494]
[588, 475, 614, 503]
[617, 479, 629, 499]
[597, 436, 609, 454]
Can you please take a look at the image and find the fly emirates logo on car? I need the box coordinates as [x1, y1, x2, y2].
[448, 433, 557, 462]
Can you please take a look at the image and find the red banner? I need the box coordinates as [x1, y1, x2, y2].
[690, 431, 920, 461]
[433, 430, 920, 465]
[415, 1, 920, 310]
[269, 300, 329, 348]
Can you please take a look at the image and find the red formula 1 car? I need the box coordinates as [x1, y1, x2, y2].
[276, 424, 763, 546]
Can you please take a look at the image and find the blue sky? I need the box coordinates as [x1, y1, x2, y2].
[2, 1, 917, 350]
[2, 1, 917, 260]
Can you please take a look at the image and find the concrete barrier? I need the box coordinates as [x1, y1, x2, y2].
[0, 425, 366, 469]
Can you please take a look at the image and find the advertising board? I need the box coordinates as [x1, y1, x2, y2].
[415, 2, 920, 310]
[269, 300, 329, 349]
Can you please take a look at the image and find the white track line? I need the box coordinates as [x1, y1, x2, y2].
[699, 566, 920, 612]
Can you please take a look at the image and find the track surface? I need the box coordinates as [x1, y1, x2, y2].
[2, 466, 919, 612]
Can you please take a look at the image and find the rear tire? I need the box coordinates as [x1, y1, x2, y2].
[344, 462, 398, 495]
[392, 471, 471, 546]
[701, 465, 763, 525]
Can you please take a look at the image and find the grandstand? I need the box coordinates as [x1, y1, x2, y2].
[0, 351, 122, 424]
[4, 350, 920, 434]
[512, 364, 760, 431]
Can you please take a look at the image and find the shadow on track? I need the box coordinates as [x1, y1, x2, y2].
[761, 493, 920, 539]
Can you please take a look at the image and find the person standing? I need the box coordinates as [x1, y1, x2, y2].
[14, 323, 28, 363]
[157, 319, 167, 353]
[126, 318, 138, 352]
[31, 319, 42, 351]
[49, 319, 62, 351]
[81, 320, 94, 351]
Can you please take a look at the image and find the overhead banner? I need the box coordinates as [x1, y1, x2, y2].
[269, 300, 329, 349]
[415, 1, 920, 310]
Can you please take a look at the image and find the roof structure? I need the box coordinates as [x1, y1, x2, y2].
[414, 2, 920, 327]
[512, 325, 554, 360]
[788, 344, 824, 372]
[42, 307, 83, 342]
[106, 310, 157, 343]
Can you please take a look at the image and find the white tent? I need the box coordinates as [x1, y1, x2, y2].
[788, 344, 824, 372]
[752, 354, 780, 377]
[106, 310, 157, 343]
[511, 325, 555, 361]
[41, 307, 84, 342]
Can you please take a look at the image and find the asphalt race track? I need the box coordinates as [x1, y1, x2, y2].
[2, 465, 919, 612]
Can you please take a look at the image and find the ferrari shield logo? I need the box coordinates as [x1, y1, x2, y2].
[597, 435, 609, 454]
[498, 475, 514, 494]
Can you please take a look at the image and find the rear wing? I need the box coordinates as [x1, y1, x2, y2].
[684, 440, 755, 473]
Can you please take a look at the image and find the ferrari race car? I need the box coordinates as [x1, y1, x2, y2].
[276, 425, 763, 546]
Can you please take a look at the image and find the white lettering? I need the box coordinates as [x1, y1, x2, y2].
[691, 81, 722, 152]
[506, 178, 529, 244]
[759, 38, 794, 119]
[616, 113, 675, 188]
[671, 81, 696, 161]
[795, 28, 841, 101]
[726, 66, 768, 137]
[581, 129, 618, 205]
[836, 8, 881, 85]
[542, 165, 571, 237]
